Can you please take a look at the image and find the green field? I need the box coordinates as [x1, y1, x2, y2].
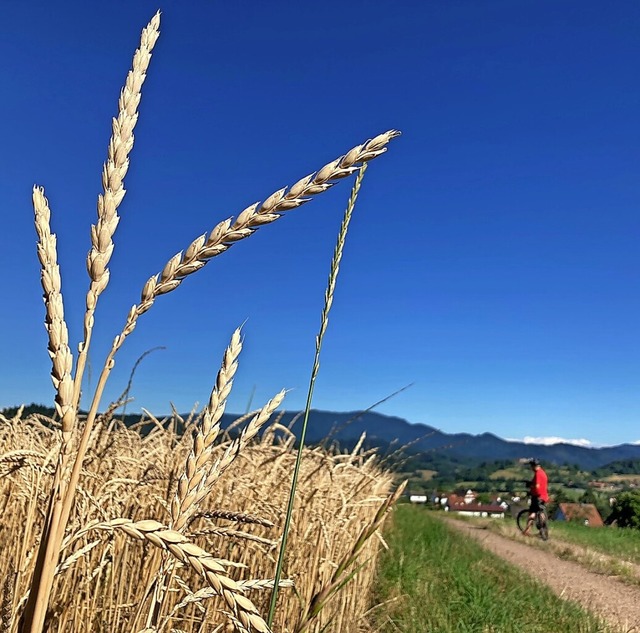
[371, 505, 610, 632]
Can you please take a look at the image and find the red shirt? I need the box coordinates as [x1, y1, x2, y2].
[530, 467, 548, 502]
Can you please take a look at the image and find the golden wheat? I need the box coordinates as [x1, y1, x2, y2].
[13, 9, 401, 632]
[32, 188, 75, 439]
[1, 411, 396, 632]
[172, 329, 243, 531]
[74, 11, 162, 409]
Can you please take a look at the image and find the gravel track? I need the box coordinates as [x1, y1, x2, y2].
[444, 518, 640, 633]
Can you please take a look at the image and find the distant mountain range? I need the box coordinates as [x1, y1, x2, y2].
[4, 404, 639, 470]
[271, 409, 640, 470]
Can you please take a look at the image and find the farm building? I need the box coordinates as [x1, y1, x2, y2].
[554, 503, 604, 527]
[438, 490, 477, 507]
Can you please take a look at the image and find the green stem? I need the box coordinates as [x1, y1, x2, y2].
[267, 163, 368, 626]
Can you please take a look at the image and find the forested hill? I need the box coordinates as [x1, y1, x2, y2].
[272, 410, 640, 470]
[4, 404, 640, 470]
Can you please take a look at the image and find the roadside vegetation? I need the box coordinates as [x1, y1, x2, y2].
[551, 520, 640, 563]
[370, 505, 610, 633]
[468, 514, 640, 586]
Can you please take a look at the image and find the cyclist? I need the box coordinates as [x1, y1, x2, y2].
[522, 458, 548, 537]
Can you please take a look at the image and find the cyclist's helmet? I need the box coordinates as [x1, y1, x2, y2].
[528, 458, 540, 466]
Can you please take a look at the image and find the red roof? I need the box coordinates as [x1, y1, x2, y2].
[557, 503, 604, 527]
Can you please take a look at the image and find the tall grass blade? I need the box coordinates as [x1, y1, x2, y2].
[267, 164, 369, 625]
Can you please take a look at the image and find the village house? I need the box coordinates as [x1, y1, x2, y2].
[554, 502, 604, 527]
[439, 489, 508, 519]
[437, 489, 477, 508]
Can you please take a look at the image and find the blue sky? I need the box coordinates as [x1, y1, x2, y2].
[1, 1, 640, 447]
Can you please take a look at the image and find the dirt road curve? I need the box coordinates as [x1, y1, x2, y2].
[444, 519, 640, 633]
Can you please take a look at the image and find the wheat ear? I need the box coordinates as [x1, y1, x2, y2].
[91, 519, 271, 632]
[166, 389, 286, 537]
[203, 391, 285, 491]
[188, 527, 275, 546]
[188, 511, 274, 528]
[165, 579, 293, 626]
[72, 11, 161, 410]
[20, 17, 161, 633]
[171, 328, 242, 531]
[22, 187, 78, 633]
[33, 187, 75, 440]
[145, 329, 242, 627]
[112, 130, 400, 351]
[0, 556, 15, 633]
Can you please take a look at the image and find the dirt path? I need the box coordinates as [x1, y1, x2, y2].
[444, 518, 640, 633]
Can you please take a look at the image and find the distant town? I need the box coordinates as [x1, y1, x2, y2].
[402, 456, 640, 527]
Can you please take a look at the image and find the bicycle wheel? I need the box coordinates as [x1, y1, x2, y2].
[516, 508, 530, 533]
[538, 512, 549, 541]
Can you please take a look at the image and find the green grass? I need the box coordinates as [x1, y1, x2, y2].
[551, 521, 640, 564]
[371, 505, 610, 633]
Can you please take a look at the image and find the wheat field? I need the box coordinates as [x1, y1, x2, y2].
[0, 406, 398, 632]
[1, 11, 401, 633]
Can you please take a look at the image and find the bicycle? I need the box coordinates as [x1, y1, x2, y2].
[516, 496, 549, 541]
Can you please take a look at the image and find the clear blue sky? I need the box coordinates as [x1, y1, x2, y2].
[2, 1, 640, 447]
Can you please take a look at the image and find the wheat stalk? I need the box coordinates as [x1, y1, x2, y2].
[20, 16, 162, 633]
